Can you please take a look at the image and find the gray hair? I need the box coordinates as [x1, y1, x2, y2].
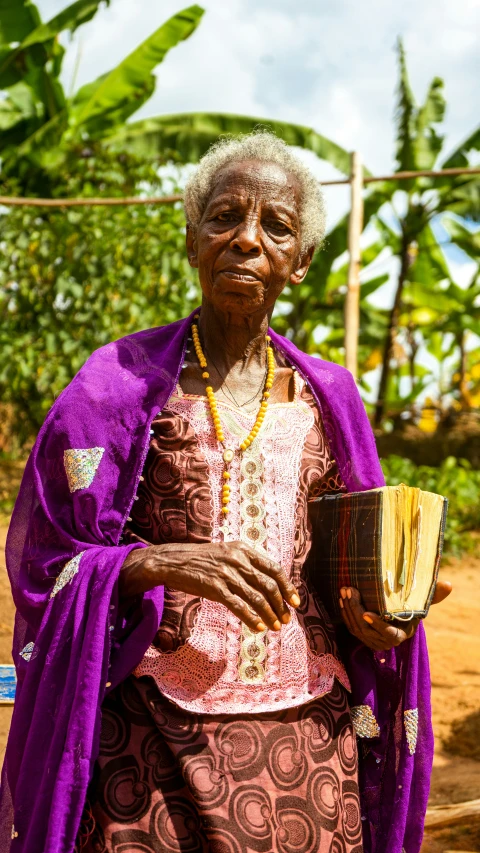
[183, 131, 326, 254]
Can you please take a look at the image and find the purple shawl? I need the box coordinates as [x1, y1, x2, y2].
[1, 309, 433, 853]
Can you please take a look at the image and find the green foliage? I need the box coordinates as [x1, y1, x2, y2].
[0, 1, 205, 191]
[109, 112, 354, 177]
[381, 454, 480, 555]
[0, 145, 200, 444]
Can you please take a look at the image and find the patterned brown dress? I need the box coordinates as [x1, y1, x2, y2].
[79, 379, 364, 853]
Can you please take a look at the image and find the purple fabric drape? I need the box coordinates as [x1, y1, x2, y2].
[0, 309, 433, 853]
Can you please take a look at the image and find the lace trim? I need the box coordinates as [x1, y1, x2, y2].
[134, 393, 351, 715]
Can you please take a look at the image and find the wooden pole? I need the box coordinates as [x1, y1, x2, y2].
[344, 151, 364, 380]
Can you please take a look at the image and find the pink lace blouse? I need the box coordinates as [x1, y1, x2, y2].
[128, 374, 350, 714]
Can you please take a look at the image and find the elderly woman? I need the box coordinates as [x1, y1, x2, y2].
[1, 133, 449, 853]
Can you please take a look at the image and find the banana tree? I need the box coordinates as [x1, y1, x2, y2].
[404, 219, 480, 409]
[0, 0, 356, 195]
[370, 40, 480, 426]
[0, 0, 206, 192]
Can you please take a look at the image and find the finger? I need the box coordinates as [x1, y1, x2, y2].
[339, 594, 361, 639]
[339, 599, 387, 650]
[240, 545, 300, 607]
[343, 588, 369, 637]
[227, 574, 282, 632]
[363, 613, 407, 647]
[220, 587, 269, 633]
[232, 556, 290, 625]
[431, 580, 452, 605]
[249, 571, 292, 625]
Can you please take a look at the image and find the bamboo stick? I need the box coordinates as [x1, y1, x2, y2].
[344, 152, 364, 379]
[0, 194, 183, 207]
[424, 797, 480, 828]
[0, 166, 478, 207]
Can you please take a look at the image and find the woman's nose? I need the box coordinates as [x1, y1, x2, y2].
[231, 219, 262, 254]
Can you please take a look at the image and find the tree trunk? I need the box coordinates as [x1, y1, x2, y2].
[373, 235, 411, 428]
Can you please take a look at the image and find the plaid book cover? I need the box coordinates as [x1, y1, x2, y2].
[305, 489, 448, 623]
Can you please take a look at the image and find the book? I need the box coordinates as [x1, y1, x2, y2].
[305, 483, 448, 623]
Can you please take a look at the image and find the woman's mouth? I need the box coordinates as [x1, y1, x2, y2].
[220, 270, 261, 283]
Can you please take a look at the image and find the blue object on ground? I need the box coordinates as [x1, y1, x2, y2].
[0, 665, 16, 703]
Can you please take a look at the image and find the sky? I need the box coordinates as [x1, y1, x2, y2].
[35, 0, 480, 398]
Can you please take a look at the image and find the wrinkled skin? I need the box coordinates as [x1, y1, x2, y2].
[121, 159, 451, 649]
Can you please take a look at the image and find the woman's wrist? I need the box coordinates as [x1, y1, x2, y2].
[119, 545, 170, 599]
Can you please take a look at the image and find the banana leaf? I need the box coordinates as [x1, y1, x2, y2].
[442, 126, 480, 169]
[70, 6, 204, 136]
[0, 0, 107, 90]
[0, 0, 41, 46]
[107, 112, 358, 176]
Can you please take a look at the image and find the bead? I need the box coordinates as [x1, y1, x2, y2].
[263, 392, 270, 398]
[205, 385, 213, 393]
[266, 335, 271, 342]
[202, 371, 209, 378]
[221, 507, 230, 514]
[222, 497, 230, 505]
[240, 442, 247, 451]
[194, 314, 200, 319]
[223, 472, 231, 479]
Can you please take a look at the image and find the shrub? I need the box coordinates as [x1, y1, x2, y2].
[381, 454, 480, 555]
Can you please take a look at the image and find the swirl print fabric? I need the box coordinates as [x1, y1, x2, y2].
[79, 676, 363, 853]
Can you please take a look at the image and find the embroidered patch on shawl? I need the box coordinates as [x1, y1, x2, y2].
[404, 708, 418, 755]
[64, 448, 104, 492]
[19, 642, 37, 662]
[50, 552, 86, 599]
[351, 704, 380, 738]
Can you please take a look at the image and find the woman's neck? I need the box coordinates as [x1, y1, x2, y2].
[197, 300, 271, 374]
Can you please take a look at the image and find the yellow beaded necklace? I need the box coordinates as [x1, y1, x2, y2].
[191, 314, 275, 517]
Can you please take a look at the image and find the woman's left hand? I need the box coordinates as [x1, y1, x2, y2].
[339, 580, 453, 651]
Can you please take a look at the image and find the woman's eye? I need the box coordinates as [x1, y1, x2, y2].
[266, 220, 289, 233]
[216, 212, 236, 222]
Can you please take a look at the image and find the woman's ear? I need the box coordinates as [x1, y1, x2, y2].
[290, 246, 315, 286]
[186, 224, 198, 268]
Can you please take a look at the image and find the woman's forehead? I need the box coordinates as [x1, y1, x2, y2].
[210, 159, 300, 204]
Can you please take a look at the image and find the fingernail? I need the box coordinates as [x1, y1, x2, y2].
[363, 615, 373, 624]
[273, 620, 282, 632]
[339, 598, 344, 609]
[256, 622, 267, 632]
[290, 593, 301, 607]
[340, 588, 347, 599]
[346, 588, 352, 599]
[282, 613, 291, 624]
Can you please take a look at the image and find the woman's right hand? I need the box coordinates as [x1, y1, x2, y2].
[120, 541, 300, 633]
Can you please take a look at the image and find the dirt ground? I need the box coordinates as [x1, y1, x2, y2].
[0, 520, 479, 850]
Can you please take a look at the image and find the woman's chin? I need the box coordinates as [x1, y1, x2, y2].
[210, 290, 264, 316]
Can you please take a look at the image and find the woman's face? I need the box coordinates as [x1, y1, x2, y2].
[186, 159, 313, 318]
